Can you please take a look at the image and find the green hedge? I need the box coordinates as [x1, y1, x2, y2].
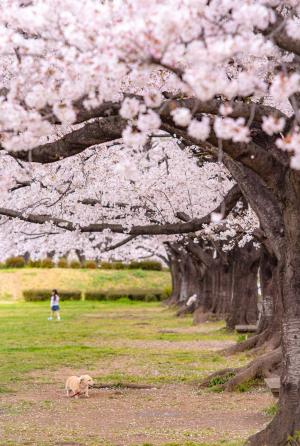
[99, 260, 162, 270]
[40, 258, 54, 268]
[24, 288, 168, 302]
[70, 260, 81, 269]
[99, 262, 113, 269]
[111, 262, 126, 270]
[28, 259, 42, 268]
[128, 261, 162, 271]
[84, 291, 107, 301]
[24, 289, 81, 302]
[85, 289, 165, 302]
[29, 259, 56, 268]
[5, 256, 26, 268]
[57, 258, 68, 268]
[2, 258, 163, 270]
[83, 260, 97, 269]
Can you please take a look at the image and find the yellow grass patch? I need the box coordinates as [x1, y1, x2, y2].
[0, 268, 171, 301]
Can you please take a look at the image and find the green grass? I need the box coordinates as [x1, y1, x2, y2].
[263, 403, 278, 417]
[0, 300, 266, 445]
[0, 441, 243, 446]
[136, 443, 243, 446]
[0, 267, 171, 300]
[0, 301, 245, 390]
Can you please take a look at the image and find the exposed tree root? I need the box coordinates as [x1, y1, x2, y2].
[192, 307, 224, 324]
[192, 307, 212, 324]
[92, 382, 159, 390]
[200, 348, 282, 391]
[224, 347, 282, 391]
[223, 332, 261, 355]
[164, 295, 179, 307]
[199, 368, 236, 388]
[222, 328, 281, 356]
[245, 398, 300, 446]
[176, 304, 194, 317]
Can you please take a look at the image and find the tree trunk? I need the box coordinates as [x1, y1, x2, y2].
[192, 264, 214, 323]
[226, 243, 260, 330]
[166, 248, 182, 305]
[193, 256, 234, 323]
[176, 252, 205, 316]
[247, 174, 300, 446]
[75, 249, 86, 266]
[166, 243, 203, 309]
[256, 248, 282, 348]
[207, 262, 232, 317]
[225, 247, 282, 355]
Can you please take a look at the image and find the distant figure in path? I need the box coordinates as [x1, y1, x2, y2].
[48, 289, 61, 321]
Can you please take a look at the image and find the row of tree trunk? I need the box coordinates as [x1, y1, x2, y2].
[166, 236, 285, 395]
[166, 238, 263, 330]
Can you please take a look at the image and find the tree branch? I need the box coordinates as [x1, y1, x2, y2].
[2, 116, 125, 163]
[221, 153, 285, 259]
[135, 244, 170, 266]
[263, 12, 300, 57]
[0, 185, 241, 236]
[160, 98, 287, 123]
[161, 122, 284, 191]
[102, 235, 137, 252]
[2, 94, 288, 165]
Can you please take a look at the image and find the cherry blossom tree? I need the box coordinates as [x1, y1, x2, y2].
[1, 1, 300, 444]
[0, 138, 233, 253]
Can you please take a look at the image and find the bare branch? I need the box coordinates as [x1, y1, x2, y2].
[102, 235, 137, 252]
[136, 244, 170, 266]
[0, 185, 241, 236]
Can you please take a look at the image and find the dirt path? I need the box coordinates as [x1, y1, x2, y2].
[0, 305, 275, 446]
[0, 370, 274, 446]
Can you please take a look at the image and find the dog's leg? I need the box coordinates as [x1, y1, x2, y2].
[66, 388, 70, 397]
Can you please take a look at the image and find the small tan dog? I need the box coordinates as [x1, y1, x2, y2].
[65, 374, 94, 398]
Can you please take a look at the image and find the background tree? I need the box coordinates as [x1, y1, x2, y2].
[1, 1, 300, 444]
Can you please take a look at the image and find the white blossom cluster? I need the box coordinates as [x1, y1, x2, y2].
[0, 0, 299, 168]
[202, 201, 259, 251]
[0, 0, 299, 259]
[0, 137, 235, 258]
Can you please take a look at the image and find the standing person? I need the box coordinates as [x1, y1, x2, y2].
[48, 289, 61, 321]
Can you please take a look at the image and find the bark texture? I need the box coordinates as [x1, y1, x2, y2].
[226, 243, 260, 330]
[167, 238, 260, 329]
[246, 172, 300, 446]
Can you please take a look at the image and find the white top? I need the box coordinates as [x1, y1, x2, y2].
[50, 294, 60, 307]
[186, 294, 197, 307]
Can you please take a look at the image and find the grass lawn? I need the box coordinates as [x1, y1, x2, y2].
[0, 268, 171, 300]
[0, 300, 274, 446]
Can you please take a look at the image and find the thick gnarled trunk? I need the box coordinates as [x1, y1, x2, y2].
[226, 243, 260, 330]
[193, 262, 232, 322]
[167, 244, 204, 310]
[167, 252, 182, 305]
[226, 248, 282, 356]
[168, 239, 260, 327]
[247, 175, 300, 446]
[257, 249, 282, 348]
